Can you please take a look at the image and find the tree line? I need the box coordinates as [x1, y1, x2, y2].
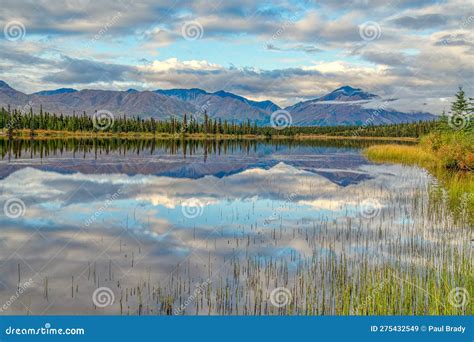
[1, 87, 472, 138]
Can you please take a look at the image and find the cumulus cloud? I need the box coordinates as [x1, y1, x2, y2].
[141, 58, 223, 73]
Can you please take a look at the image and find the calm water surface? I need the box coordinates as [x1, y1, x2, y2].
[0, 139, 468, 315]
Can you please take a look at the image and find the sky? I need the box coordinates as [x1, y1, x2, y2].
[0, 0, 473, 112]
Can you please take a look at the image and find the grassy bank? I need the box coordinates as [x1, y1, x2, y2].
[365, 131, 474, 223]
[0, 128, 417, 141]
[0, 129, 263, 140]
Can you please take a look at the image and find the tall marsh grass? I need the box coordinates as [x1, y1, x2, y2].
[365, 131, 474, 224]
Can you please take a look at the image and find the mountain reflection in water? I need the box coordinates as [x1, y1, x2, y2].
[0, 138, 467, 315]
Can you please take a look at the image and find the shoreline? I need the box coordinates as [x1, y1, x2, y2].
[0, 129, 418, 142]
[364, 135, 473, 225]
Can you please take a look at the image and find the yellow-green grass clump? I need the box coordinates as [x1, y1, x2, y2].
[365, 144, 436, 167]
[365, 131, 474, 224]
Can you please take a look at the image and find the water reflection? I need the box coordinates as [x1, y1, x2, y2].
[0, 138, 381, 185]
[0, 139, 468, 315]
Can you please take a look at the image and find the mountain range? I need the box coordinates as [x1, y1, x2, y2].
[0, 81, 435, 126]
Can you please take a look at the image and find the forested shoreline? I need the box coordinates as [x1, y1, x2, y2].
[0, 105, 440, 138]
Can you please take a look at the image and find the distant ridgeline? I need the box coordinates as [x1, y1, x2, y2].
[0, 106, 440, 138]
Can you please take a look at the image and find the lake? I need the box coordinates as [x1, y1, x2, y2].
[0, 139, 470, 315]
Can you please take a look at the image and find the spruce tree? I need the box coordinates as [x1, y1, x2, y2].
[450, 87, 468, 115]
[449, 87, 472, 131]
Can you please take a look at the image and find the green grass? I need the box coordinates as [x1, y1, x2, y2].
[365, 144, 436, 166]
[365, 131, 474, 225]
